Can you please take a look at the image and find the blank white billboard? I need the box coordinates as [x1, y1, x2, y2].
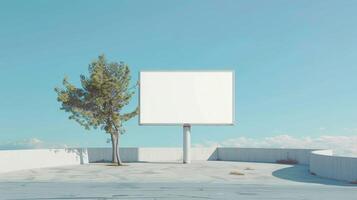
[139, 71, 234, 125]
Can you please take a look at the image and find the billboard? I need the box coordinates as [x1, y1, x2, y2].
[139, 71, 234, 125]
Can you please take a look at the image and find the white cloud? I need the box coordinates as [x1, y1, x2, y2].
[21, 138, 43, 146]
[194, 135, 357, 157]
[343, 127, 357, 132]
[0, 138, 67, 150]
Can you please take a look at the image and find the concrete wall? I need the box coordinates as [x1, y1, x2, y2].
[0, 148, 88, 174]
[1, 147, 356, 182]
[137, 148, 217, 162]
[87, 147, 217, 162]
[310, 150, 357, 182]
[87, 148, 138, 162]
[217, 147, 314, 165]
[87, 147, 313, 165]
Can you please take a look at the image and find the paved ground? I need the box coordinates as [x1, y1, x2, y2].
[0, 161, 356, 199]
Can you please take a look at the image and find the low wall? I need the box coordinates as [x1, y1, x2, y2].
[0, 148, 88, 174]
[89, 147, 313, 163]
[217, 147, 314, 165]
[87, 147, 217, 162]
[137, 148, 217, 162]
[87, 148, 138, 162]
[310, 150, 357, 182]
[1, 147, 356, 182]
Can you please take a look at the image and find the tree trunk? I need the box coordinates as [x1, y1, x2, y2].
[111, 133, 122, 166]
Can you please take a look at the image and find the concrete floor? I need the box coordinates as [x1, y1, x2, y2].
[0, 161, 356, 199]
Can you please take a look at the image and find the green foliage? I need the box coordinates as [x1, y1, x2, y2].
[55, 55, 138, 135]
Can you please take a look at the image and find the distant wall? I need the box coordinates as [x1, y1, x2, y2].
[87, 147, 313, 164]
[138, 148, 217, 162]
[310, 150, 357, 182]
[0, 148, 88, 174]
[89, 147, 315, 164]
[137, 148, 182, 162]
[87, 148, 138, 162]
[87, 147, 217, 162]
[217, 147, 314, 165]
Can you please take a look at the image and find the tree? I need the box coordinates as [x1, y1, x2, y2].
[55, 55, 138, 165]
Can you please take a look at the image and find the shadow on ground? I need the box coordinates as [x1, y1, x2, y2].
[272, 165, 356, 186]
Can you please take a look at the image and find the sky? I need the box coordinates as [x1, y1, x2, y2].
[0, 0, 356, 155]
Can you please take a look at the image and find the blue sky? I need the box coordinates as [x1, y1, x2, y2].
[0, 0, 356, 152]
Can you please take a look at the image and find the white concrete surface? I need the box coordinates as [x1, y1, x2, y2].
[0, 161, 355, 199]
[0, 148, 88, 174]
[0, 161, 286, 183]
[310, 150, 357, 182]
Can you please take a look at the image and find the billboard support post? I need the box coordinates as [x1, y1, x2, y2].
[139, 71, 235, 164]
[183, 124, 191, 164]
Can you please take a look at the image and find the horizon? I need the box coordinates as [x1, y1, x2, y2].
[0, 0, 356, 156]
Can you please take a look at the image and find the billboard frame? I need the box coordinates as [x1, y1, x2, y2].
[138, 70, 235, 126]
